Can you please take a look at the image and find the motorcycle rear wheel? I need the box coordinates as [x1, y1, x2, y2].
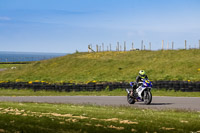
[127, 93, 135, 104]
[144, 91, 152, 105]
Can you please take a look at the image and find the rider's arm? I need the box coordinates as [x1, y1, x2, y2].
[136, 76, 140, 83]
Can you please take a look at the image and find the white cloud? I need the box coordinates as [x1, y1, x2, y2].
[0, 17, 11, 21]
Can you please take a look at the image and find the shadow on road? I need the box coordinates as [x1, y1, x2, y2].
[138, 103, 173, 105]
[149, 103, 173, 105]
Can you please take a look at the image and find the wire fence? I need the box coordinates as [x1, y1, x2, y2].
[88, 40, 200, 52]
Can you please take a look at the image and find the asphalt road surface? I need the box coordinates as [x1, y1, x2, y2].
[0, 96, 200, 111]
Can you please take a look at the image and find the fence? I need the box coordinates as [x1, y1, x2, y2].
[88, 40, 200, 52]
[0, 81, 200, 92]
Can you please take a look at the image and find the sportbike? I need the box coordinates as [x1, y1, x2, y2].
[126, 79, 153, 105]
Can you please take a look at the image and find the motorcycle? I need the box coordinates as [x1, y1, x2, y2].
[126, 79, 153, 105]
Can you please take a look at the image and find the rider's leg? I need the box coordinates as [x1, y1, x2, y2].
[131, 83, 137, 97]
[130, 88, 133, 97]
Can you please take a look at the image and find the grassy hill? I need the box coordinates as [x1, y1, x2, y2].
[0, 50, 199, 83]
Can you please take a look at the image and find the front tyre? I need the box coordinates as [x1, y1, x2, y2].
[127, 93, 135, 104]
[144, 91, 152, 105]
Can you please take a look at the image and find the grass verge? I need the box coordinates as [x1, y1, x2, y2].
[0, 102, 199, 133]
[0, 64, 26, 69]
[0, 88, 200, 97]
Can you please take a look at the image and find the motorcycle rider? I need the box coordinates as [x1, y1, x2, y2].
[130, 70, 148, 97]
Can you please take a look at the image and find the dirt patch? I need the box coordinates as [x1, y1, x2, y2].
[160, 127, 175, 130]
[180, 120, 188, 123]
[0, 129, 5, 133]
[120, 120, 138, 124]
[107, 125, 124, 130]
[101, 118, 119, 122]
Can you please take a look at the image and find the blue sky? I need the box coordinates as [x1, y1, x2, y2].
[0, 0, 200, 53]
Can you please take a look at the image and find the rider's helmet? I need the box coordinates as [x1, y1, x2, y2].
[139, 70, 146, 78]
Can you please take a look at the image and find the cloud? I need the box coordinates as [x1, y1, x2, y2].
[0, 17, 11, 21]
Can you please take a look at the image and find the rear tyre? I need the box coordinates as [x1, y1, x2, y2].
[144, 91, 152, 105]
[127, 93, 135, 104]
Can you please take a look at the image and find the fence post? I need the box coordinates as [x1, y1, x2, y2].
[88, 44, 91, 52]
[162, 40, 164, 50]
[167, 42, 169, 50]
[124, 41, 126, 51]
[149, 42, 151, 51]
[185, 40, 187, 50]
[132, 42, 134, 50]
[96, 45, 98, 52]
[141, 40, 143, 50]
[102, 43, 104, 52]
[199, 40, 200, 49]
[117, 42, 119, 51]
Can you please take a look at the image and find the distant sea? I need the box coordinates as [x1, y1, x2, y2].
[0, 51, 67, 62]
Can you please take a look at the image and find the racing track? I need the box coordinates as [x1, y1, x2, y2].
[0, 96, 200, 111]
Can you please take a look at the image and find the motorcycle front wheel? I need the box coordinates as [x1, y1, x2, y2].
[144, 91, 152, 105]
[127, 93, 135, 104]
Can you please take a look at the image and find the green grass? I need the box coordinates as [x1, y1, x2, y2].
[0, 102, 199, 133]
[0, 64, 25, 69]
[0, 88, 200, 97]
[0, 50, 200, 83]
